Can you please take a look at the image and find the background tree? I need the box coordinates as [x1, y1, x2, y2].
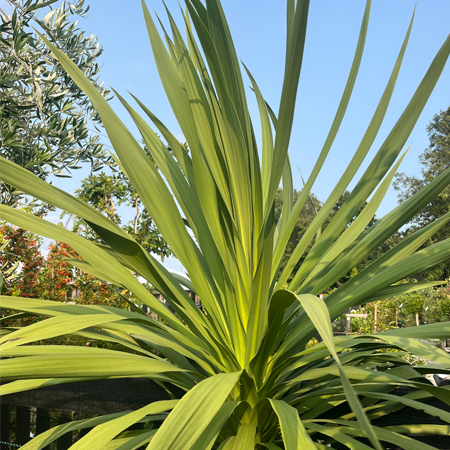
[274, 188, 321, 283]
[72, 172, 125, 225]
[394, 105, 450, 280]
[0, 0, 114, 206]
[330, 190, 378, 229]
[1, 1, 173, 263]
[276, 188, 378, 284]
[64, 170, 172, 259]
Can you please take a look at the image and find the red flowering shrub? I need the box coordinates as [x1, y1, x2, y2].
[56, 242, 129, 309]
[0, 223, 44, 298]
[41, 241, 76, 301]
[1, 225, 127, 308]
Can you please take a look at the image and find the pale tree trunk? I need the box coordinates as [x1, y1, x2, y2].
[130, 194, 140, 310]
[110, 197, 117, 223]
[105, 194, 117, 223]
[134, 194, 139, 236]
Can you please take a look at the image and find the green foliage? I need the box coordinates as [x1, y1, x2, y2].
[441, 299, 450, 321]
[0, 0, 114, 206]
[344, 301, 397, 334]
[401, 283, 450, 326]
[276, 188, 377, 285]
[402, 292, 426, 316]
[343, 282, 450, 333]
[74, 172, 125, 224]
[2, 1, 450, 449]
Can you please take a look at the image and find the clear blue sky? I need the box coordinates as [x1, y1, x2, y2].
[41, 1, 450, 268]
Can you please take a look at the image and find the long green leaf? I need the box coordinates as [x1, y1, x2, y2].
[66, 400, 177, 450]
[274, 0, 372, 284]
[304, 422, 373, 450]
[0, 206, 189, 330]
[325, 208, 450, 311]
[230, 423, 257, 449]
[288, 28, 450, 291]
[269, 399, 316, 450]
[265, 0, 310, 219]
[0, 314, 123, 350]
[0, 378, 98, 396]
[37, 30, 232, 351]
[1, 353, 184, 381]
[190, 401, 240, 450]
[317, 420, 440, 450]
[295, 292, 382, 450]
[0, 156, 215, 347]
[299, 148, 408, 291]
[102, 429, 157, 450]
[147, 371, 241, 450]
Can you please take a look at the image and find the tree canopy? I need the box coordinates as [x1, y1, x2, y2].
[0, 0, 114, 206]
[276, 188, 378, 285]
[395, 105, 450, 280]
[66, 170, 172, 259]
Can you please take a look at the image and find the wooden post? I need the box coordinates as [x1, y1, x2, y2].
[374, 303, 378, 333]
[76, 413, 93, 440]
[79, 424, 92, 439]
[36, 409, 51, 450]
[128, 422, 146, 450]
[0, 404, 10, 450]
[57, 410, 72, 450]
[16, 406, 31, 445]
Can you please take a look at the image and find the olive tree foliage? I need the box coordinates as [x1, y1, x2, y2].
[0, 0, 114, 206]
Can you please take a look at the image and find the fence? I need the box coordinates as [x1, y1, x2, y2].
[0, 378, 171, 449]
[2, 377, 450, 449]
[1, 405, 84, 449]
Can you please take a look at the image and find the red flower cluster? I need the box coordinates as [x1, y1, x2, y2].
[1, 225, 128, 310]
[1, 224, 44, 298]
[42, 241, 75, 300]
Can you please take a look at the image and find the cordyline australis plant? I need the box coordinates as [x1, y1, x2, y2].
[1, 0, 450, 448]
